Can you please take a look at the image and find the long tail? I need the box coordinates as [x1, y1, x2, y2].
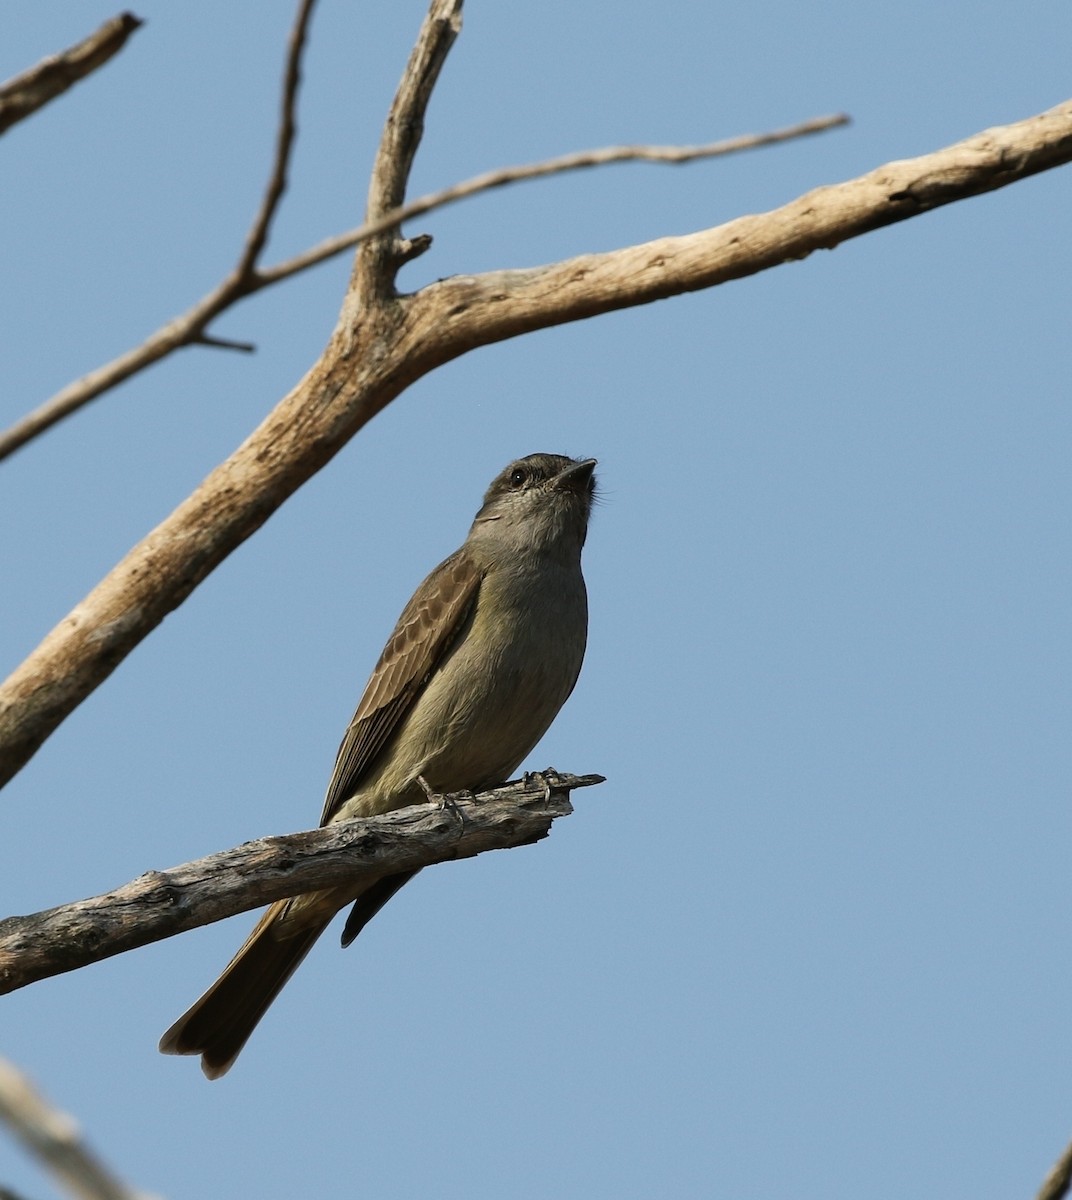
[160, 870, 420, 1078]
[159, 899, 331, 1079]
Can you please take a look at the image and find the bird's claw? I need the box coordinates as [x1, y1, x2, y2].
[418, 775, 469, 827]
[525, 767, 561, 803]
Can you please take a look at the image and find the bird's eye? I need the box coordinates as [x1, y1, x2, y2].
[510, 468, 527, 488]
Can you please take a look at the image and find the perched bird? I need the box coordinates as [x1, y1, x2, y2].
[160, 453, 597, 1078]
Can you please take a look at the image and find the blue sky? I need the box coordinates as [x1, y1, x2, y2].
[2, 3, 1070, 1198]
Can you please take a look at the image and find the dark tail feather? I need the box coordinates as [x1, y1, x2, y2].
[159, 900, 330, 1079]
[162, 873, 417, 1077]
[340, 869, 420, 947]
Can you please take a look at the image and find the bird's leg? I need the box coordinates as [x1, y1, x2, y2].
[417, 775, 469, 827]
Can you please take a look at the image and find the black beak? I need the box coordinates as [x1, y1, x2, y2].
[553, 458, 597, 492]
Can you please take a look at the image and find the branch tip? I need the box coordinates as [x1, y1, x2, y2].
[194, 333, 257, 354]
[0, 10, 145, 137]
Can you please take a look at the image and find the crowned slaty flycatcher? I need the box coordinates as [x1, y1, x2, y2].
[160, 453, 597, 1077]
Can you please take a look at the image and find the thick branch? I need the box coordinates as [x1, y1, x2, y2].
[0, 1060, 156, 1200]
[1, 99, 1070, 789]
[403, 98, 1072, 353]
[0, 773, 601, 993]
[0, 13, 142, 137]
[0, 111, 843, 462]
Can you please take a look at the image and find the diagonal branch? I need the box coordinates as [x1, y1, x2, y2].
[351, 0, 463, 306]
[404, 98, 1072, 348]
[0, 110, 844, 463]
[0, 0, 317, 465]
[0, 91, 1069, 788]
[0, 773, 601, 993]
[1039, 1136, 1072, 1200]
[0, 12, 142, 137]
[261, 111, 850, 283]
[0, 1059, 158, 1200]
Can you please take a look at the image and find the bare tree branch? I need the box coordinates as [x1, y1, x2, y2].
[0, 1059, 158, 1200]
[1038, 1136, 1072, 1200]
[351, 0, 463, 306]
[0, 97, 1068, 790]
[0, 0, 317, 464]
[0, 111, 845, 463]
[0, 0, 1069, 793]
[192, 332, 256, 353]
[234, 0, 316, 278]
[261, 112, 850, 282]
[404, 99, 1072, 345]
[0, 773, 600, 993]
[0, 13, 142, 137]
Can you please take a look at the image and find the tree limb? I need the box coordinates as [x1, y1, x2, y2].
[401, 97, 1072, 348]
[0, 773, 601, 993]
[351, 0, 463, 306]
[0, 13, 142, 138]
[0, 10, 1069, 790]
[0, 0, 317, 464]
[0, 1059, 157, 1200]
[233, 0, 316, 279]
[1038, 1136, 1072, 1200]
[0, 112, 845, 464]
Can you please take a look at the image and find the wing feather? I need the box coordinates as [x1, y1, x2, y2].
[318, 548, 482, 826]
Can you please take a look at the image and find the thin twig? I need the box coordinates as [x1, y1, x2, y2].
[235, 0, 316, 277]
[0, 13, 142, 137]
[0, 111, 846, 462]
[193, 333, 256, 353]
[0, 774, 602, 992]
[1038, 1136, 1072, 1200]
[0, 1059, 157, 1200]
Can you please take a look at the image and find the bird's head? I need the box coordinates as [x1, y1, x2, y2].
[471, 453, 598, 559]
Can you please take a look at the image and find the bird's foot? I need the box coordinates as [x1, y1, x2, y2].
[418, 775, 470, 827]
[524, 767, 562, 803]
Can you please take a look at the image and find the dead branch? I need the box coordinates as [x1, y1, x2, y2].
[0, 0, 318, 464]
[0, 113, 844, 463]
[351, 0, 463, 307]
[0, 1059, 157, 1200]
[254, 112, 849, 285]
[0, 13, 142, 137]
[1039, 1136, 1072, 1200]
[0, 0, 1069, 789]
[234, 0, 315, 279]
[0, 773, 600, 993]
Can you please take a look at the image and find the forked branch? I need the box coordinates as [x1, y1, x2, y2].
[0, 0, 1070, 791]
[0, 0, 318, 463]
[0, 111, 844, 463]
